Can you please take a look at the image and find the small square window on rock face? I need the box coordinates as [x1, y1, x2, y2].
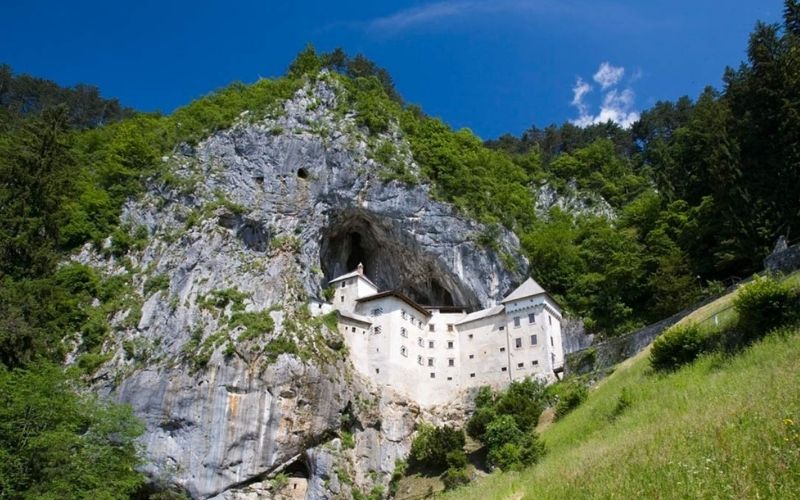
[470, 373, 475, 378]
[430, 372, 435, 379]
[501, 367, 507, 372]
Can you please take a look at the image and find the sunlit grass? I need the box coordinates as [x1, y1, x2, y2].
[447, 329, 800, 499]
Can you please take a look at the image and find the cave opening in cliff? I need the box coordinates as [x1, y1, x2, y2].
[319, 210, 480, 309]
[283, 458, 309, 479]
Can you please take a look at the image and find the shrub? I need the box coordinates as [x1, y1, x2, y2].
[388, 459, 407, 496]
[341, 430, 355, 449]
[143, 274, 169, 296]
[650, 323, 710, 371]
[483, 415, 523, 451]
[466, 406, 497, 440]
[734, 276, 796, 343]
[474, 385, 495, 408]
[494, 378, 547, 430]
[445, 450, 468, 469]
[442, 467, 470, 490]
[548, 379, 589, 419]
[409, 424, 465, 470]
[488, 442, 523, 471]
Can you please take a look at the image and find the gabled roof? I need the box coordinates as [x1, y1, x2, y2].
[356, 290, 431, 317]
[337, 309, 372, 325]
[501, 277, 546, 304]
[328, 270, 378, 289]
[455, 304, 505, 325]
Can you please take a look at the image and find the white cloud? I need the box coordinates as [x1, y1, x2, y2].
[571, 63, 640, 128]
[366, 1, 483, 33]
[571, 77, 593, 116]
[592, 62, 624, 89]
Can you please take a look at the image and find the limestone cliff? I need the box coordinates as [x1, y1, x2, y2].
[76, 74, 526, 498]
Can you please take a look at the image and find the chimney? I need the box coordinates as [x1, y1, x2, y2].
[357, 262, 364, 276]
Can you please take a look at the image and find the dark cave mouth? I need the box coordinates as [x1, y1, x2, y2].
[319, 211, 479, 309]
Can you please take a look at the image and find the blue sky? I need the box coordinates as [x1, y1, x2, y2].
[0, 1, 784, 138]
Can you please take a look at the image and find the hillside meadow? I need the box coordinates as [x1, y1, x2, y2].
[445, 323, 800, 498]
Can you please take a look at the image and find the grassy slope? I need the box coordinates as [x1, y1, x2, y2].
[448, 276, 800, 499]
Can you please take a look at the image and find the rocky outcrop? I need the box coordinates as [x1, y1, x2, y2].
[535, 181, 615, 220]
[79, 74, 526, 498]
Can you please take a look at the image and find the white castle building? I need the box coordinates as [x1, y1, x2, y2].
[330, 263, 565, 406]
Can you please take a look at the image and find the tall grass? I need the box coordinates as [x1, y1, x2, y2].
[447, 329, 800, 498]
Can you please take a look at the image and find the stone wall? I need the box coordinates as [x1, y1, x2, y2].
[565, 282, 746, 376]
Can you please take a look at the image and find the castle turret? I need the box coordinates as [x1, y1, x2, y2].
[329, 264, 378, 311]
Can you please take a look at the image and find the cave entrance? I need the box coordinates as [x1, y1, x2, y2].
[319, 210, 480, 309]
[279, 459, 309, 499]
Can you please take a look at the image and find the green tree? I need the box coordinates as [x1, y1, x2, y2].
[0, 363, 145, 497]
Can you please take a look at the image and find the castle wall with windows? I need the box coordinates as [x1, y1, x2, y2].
[330, 265, 565, 406]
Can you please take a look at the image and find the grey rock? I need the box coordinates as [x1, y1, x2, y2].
[80, 76, 527, 499]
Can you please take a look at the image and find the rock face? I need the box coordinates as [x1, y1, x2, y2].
[80, 75, 526, 498]
[535, 180, 615, 220]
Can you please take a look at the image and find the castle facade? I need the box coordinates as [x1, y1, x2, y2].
[330, 264, 565, 406]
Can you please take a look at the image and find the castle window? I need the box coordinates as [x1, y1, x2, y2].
[341, 296, 344, 302]
[429, 340, 435, 348]
[517, 362, 524, 369]
[501, 367, 508, 372]
[551, 336, 554, 346]
[470, 373, 475, 378]
[552, 353, 556, 363]
[375, 368, 380, 374]
[429, 324, 435, 332]
[341, 282, 346, 288]
[373, 326, 382, 335]
[351, 326, 356, 332]
[401, 310, 407, 319]
[427, 358, 434, 367]
[447, 377, 453, 381]
[514, 316, 521, 328]
[401, 346, 408, 357]
[530, 335, 537, 345]
[417, 355, 423, 365]
[549, 315, 552, 325]
[371, 307, 383, 317]
[401, 327, 407, 338]
[528, 313, 536, 324]
[468, 334, 473, 340]
[469, 354, 474, 359]
[532, 360, 539, 366]
[418, 337, 424, 347]
[515, 338, 522, 349]
[447, 324, 454, 332]
[500, 347, 506, 353]
[499, 326, 505, 331]
[448, 358, 455, 367]
[447, 341, 454, 349]
[430, 372, 435, 379]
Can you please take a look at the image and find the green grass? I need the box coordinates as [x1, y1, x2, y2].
[447, 329, 800, 499]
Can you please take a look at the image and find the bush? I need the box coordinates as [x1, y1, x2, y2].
[650, 323, 710, 371]
[466, 406, 496, 439]
[143, 274, 169, 296]
[409, 424, 465, 470]
[483, 415, 524, 451]
[442, 467, 470, 490]
[494, 378, 547, 430]
[734, 276, 796, 343]
[548, 379, 589, 419]
[488, 442, 523, 471]
[445, 450, 468, 469]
